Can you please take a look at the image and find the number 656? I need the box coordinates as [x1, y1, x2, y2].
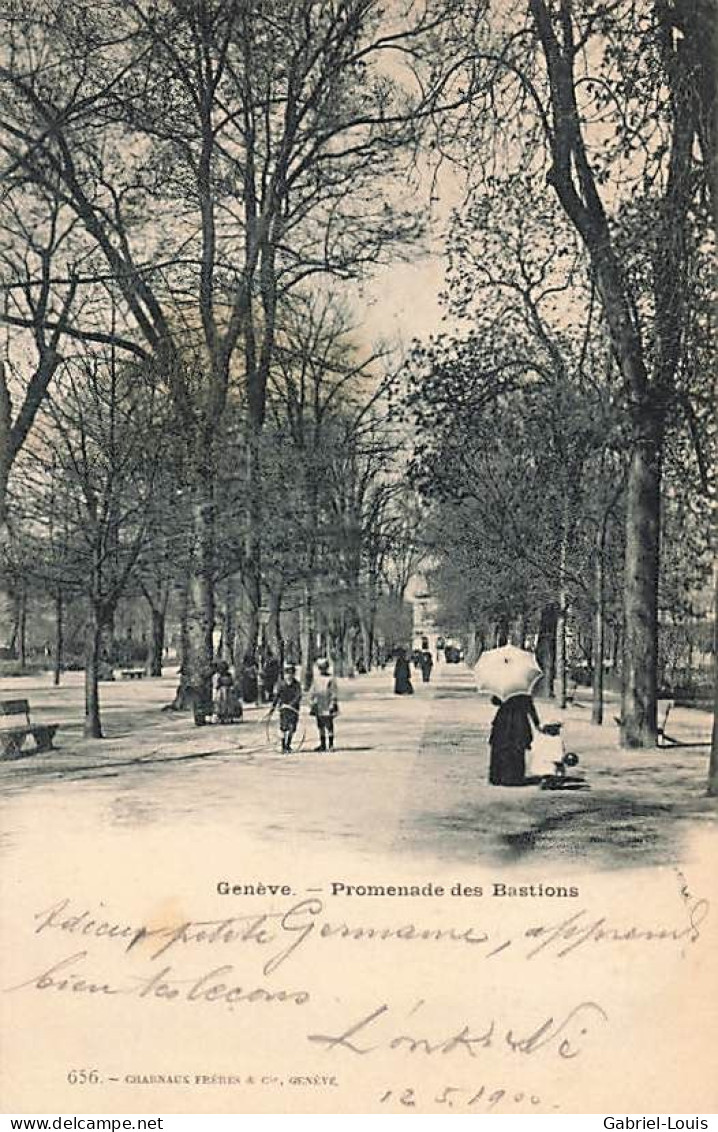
[67, 1069, 100, 1085]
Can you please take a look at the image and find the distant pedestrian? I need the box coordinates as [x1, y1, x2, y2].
[393, 648, 414, 695]
[419, 650, 434, 683]
[262, 651, 280, 703]
[241, 653, 259, 704]
[214, 660, 242, 723]
[310, 657, 339, 751]
[271, 663, 302, 753]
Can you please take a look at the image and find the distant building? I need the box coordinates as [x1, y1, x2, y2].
[406, 574, 441, 655]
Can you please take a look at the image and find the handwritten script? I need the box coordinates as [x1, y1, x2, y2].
[21, 892, 710, 975]
[3, 890, 709, 1070]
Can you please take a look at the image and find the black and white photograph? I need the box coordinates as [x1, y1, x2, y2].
[0, 0, 716, 1117]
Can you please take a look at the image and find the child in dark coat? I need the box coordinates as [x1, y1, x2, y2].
[271, 664, 302, 753]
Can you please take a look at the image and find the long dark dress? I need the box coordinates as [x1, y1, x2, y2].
[488, 694, 540, 786]
[241, 659, 259, 704]
[215, 671, 241, 722]
[393, 656, 414, 695]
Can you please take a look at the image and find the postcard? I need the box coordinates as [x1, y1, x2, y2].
[0, 0, 716, 1118]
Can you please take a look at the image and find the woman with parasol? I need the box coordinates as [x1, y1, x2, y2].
[474, 645, 543, 786]
[488, 693, 542, 785]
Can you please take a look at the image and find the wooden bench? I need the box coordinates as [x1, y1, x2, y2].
[613, 698, 675, 745]
[0, 699, 59, 760]
[120, 668, 146, 680]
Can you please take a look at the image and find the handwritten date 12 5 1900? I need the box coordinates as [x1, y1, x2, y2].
[379, 1083, 559, 1111]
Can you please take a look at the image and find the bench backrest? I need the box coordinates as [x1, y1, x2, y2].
[0, 699, 31, 723]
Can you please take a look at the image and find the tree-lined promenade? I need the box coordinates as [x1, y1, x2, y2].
[0, 1, 715, 788]
[0, 662, 713, 867]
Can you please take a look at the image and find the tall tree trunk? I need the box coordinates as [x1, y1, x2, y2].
[185, 474, 216, 720]
[300, 578, 316, 691]
[359, 615, 372, 673]
[0, 585, 12, 651]
[709, 678, 717, 795]
[222, 575, 237, 663]
[300, 475, 320, 689]
[7, 605, 17, 655]
[535, 604, 557, 698]
[332, 624, 345, 677]
[170, 556, 194, 709]
[621, 423, 661, 747]
[611, 623, 621, 676]
[53, 589, 63, 686]
[101, 616, 115, 672]
[707, 571, 718, 796]
[496, 615, 509, 647]
[591, 524, 606, 725]
[514, 610, 527, 649]
[555, 604, 567, 708]
[556, 517, 569, 709]
[465, 623, 478, 667]
[343, 625, 356, 678]
[0, 370, 15, 651]
[85, 608, 104, 738]
[18, 582, 27, 671]
[172, 438, 216, 715]
[179, 562, 190, 668]
[243, 426, 262, 656]
[267, 587, 284, 663]
[148, 606, 165, 677]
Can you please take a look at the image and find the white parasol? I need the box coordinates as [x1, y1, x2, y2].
[473, 644, 542, 700]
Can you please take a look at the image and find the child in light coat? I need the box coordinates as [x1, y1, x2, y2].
[527, 721, 580, 788]
[310, 658, 339, 752]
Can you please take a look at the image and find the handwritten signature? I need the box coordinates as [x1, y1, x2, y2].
[307, 1000, 608, 1060]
